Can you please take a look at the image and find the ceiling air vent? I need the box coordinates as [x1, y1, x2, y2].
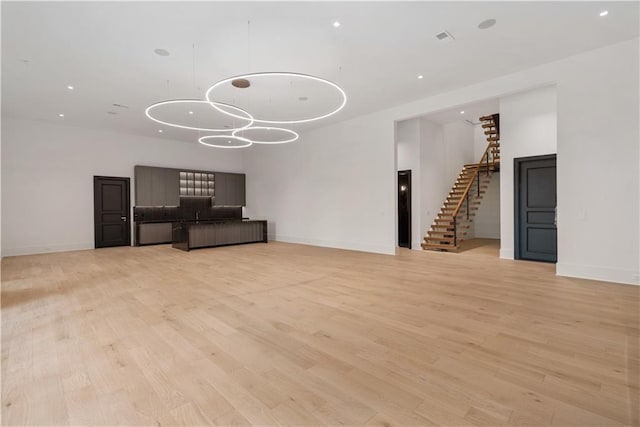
[435, 31, 455, 42]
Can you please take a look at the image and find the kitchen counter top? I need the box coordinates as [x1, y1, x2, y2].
[175, 219, 263, 226]
[135, 218, 255, 224]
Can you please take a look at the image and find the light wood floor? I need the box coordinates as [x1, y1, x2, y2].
[457, 238, 500, 255]
[2, 242, 638, 426]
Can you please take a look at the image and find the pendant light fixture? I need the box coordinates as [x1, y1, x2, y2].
[145, 22, 346, 148]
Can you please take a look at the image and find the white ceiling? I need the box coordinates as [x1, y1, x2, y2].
[2, 2, 638, 143]
[423, 98, 500, 125]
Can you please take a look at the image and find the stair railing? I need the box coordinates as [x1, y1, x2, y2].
[451, 142, 494, 246]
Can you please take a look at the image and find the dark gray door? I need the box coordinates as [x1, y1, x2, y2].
[515, 155, 557, 262]
[398, 170, 411, 248]
[94, 176, 130, 248]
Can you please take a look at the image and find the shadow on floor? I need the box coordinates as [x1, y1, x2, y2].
[457, 238, 500, 256]
[1, 285, 71, 309]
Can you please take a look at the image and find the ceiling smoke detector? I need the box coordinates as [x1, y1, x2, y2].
[231, 78, 251, 88]
[435, 31, 455, 42]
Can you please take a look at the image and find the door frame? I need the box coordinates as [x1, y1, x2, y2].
[93, 175, 131, 248]
[397, 170, 412, 249]
[513, 154, 557, 261]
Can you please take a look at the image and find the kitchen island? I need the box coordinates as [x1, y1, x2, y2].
[172, 219, 267, 251]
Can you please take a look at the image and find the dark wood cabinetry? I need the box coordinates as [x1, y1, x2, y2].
[137, 222, 172, 245]
[164, 169, 180, 206]
[134, 166, 180, 207]
[134, 166, 245, 207]
[213, 172, 246, 206]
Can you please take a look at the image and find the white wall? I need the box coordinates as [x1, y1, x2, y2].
[419, 119, 448, 247]
[1, 117, 245, 256]
[396, 119, 422, 250]
[243, 111, 396, 255]
[245, 38, 638, 284]
[443, 122, 475, 186]
[473, 173, 501, 239]
[473, 125, 488, 162]
[499, 85, 558, 259]
[554, 41, 639, 285]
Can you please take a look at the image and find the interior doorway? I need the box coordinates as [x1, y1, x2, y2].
[94, 176, 131, 248]
[514, 154, 557, 262]
[398, 170, 412, 248]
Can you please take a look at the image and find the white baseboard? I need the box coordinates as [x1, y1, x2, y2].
[271, 234, 396, 256]
[556, 262, 640, 286]
[2, 242, 94, 257]
[500, 248, 514, 259]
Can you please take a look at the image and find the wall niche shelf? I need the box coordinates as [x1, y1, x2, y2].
[179, 171, 215, 197]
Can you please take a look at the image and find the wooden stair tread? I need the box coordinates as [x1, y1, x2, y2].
[421, 243, 460, 251]
[463, 163, 498, 168]
[424, 237, 456, 242]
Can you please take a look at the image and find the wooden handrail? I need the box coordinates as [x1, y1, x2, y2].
[451, 142, 493, 220]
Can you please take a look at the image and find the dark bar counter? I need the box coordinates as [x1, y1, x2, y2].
[172, 220, 267, 251]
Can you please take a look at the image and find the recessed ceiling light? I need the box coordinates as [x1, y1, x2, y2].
[189, 111, 194, 115]
[333, 21, 341, 28]
[154, 48, 170, 56]
[298, 96, 309, 101]
[599, 10, 609, 17]
[158, 129, 163, 133]
[460, 111, 465, 114]
[418, 75, 424, 79]
[107, 111, 118, 115]
[478, 19, 497, 30]
[58, 113, 65, 117]
[67, 85, 74, 90]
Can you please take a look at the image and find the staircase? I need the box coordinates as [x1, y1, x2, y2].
[421, 114, 501, 252]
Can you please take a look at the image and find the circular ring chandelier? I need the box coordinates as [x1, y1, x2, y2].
[145, 99, 254, 132]
[146, 72, 346, 148]
[205, 72, 347, 125]
[232, 126, 299, 144]
[198, 135, 253, 149]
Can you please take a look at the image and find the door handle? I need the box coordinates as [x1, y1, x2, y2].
[121, 216, 127, 222]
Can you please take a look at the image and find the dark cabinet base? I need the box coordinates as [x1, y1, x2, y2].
[172, 220, 267, 251]
[136, 223, 173, 245]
